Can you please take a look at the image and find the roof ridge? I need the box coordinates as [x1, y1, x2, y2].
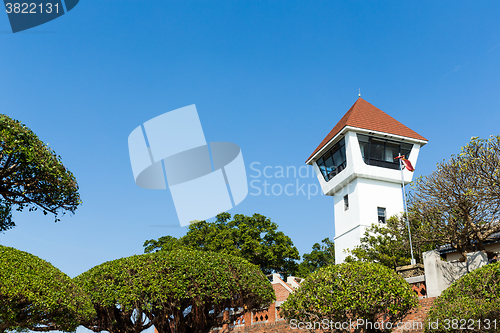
[306, 98, 427, 163]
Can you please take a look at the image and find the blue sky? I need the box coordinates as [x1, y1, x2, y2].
[1, 1, 500, 279]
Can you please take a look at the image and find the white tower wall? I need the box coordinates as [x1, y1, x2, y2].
[332, 178, 404, 263]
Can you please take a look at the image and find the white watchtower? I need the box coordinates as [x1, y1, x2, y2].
[305, 98, 428, 264]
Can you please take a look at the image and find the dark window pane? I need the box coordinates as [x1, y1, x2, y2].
[332, 150, 343, 167]
[339, 144, 345, 161]
[370, 141, 385, 161]
[324, 157, 335, 174]
[317, 137, 347, 182]
[339, 138, 346, 158]
[357, 134, 414, 171]
[385, 142, 399, 162]
[401, 143, 413, 158]
[377, 207, 386, 223]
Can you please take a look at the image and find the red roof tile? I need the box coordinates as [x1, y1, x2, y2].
[306, 98, 427, 163]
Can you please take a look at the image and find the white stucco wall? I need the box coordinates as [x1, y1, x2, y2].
[424, 250, 487, 297]
[334, 225, 365, 264]
[333, 177, 404, 263]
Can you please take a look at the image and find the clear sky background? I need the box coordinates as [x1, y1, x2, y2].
[1, 1, 500, 280]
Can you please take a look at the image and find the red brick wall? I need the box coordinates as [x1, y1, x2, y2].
[224, 321, 314, 333]
[392, 297, 436, 333]
[410, 282, 427, 298]
[272, 280, 292, 303]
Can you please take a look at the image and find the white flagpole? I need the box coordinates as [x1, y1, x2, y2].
[399, 154, 416, 265]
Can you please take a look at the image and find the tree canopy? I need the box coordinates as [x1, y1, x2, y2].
[296, 237, 334, 278]
[0, 245, 95, 332]
[0, 114, 81, 231]
[143, 234, 180, 253]
[281, 262, 418, 333]
[75, 248, 275, 333]
[144, 212, 300, 277]
[73, 254, 155, 333]
[409, 135, 500, 258]
[425, 262, 500, 332]
[345, 215, 437, 270]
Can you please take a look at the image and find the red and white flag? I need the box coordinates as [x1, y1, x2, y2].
[395, 155, 415, 172]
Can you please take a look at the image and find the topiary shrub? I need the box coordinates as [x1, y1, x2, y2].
[0, 245, 95, 332]
[425, 262, 500, 333]
[281, 261, 418, 333]
[75, 248, 275, 333]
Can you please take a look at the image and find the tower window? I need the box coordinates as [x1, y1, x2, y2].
[316, 138, 347, 182]
[377, 207, 386, 223]
[357, 134, 413, 170]
[344, 195, 349, 211]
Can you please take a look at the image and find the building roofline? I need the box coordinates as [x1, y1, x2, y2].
[306, 125, 428, 165]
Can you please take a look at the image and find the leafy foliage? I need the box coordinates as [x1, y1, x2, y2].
[409, 136, 500, 258]
[425, 262, 500, 332]
[0, 115, 81, 231]
[73, 254, 154, 333]
[144, 213, 300, 277]
[0, 202, 13, 232]
[75, 248, 275, 333]
[296, 237, 334, 278]
[143, 235, 180, 253]
[281, 262, 418, 333]
[345, 215, 437, 270]
[0, 245, 95, 332]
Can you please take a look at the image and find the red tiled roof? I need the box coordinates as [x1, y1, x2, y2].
[306, 98, 427, 163]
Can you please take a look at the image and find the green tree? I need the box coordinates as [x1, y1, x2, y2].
[75, 248, 275, 333]
[143, 235, 181, 253]
[281, 262, 418, 333]
[0, 115, 81, 231]
[296, 237, 334, 278]
[144, 213, 300, 277]
[73, 254, 155, 333]
[409, 135, 500, 258]
[0, 245, 95, 332]
[425, 262, 500, 332]
[345, 216, 437, 270]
